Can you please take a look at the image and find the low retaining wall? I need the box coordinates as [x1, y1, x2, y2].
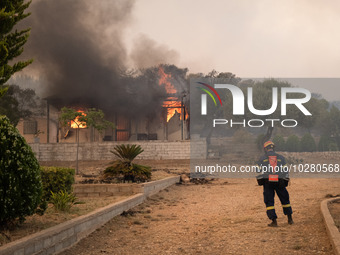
[29, 140, 205, 161]
[142, 177, 180, 196]
[321, 197, 340, 255]
[73, 183, 142, 197]
[0, 176, 180, 255]
[74, 176, 181, 198]
[0, 194, 145, 255]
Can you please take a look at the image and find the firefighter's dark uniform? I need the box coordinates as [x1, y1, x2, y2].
[257, 151, 292, 220]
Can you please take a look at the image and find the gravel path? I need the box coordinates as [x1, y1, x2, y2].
[61, 178, 340, 255]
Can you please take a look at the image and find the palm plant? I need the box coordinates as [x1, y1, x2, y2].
[111, 144, 144, 163]
[104, 144, 151, 182]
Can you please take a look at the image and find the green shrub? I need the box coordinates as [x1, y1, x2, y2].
[50, 190, 82, 212]
[132, 164, 152, 181]
[40, 167, 75, 201]
[318, 135, 332, 151]
[300, 133, 316, 152]
[328, 142, 339, 151]
[272, 135, 286, 151]
[104, 144, 151, 183]
[110, 144, 144, 161]
[0, 116, 42, 226]
[336, 137, 340, 151]
[285, 135, 300, 152]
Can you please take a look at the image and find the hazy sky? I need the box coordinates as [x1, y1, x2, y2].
[17, 0, 340, 101]
[125, 0, 340, 78]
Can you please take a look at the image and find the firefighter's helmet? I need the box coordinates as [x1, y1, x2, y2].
[264, 141, 275, 150]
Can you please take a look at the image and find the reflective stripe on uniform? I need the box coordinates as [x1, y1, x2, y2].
[282, 204, 291, 208]
[266, 206, 275, 210]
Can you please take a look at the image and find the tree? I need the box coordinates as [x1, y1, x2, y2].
[232, 79, 324, 144]
[285, 135, 300, 152]
[328, 142, 339, 151]
[316, 105, 340, 149]
[59, 107, 114, 174]
[273, 135, 286, 151]
[217, 79, 291, 144]
[300, 133, 316, 152]
[0, 116, 42, 227]
[329, 106, 340, 148]
[318, 135, 332, 152]
[246, 80, 296, 142]
[0, 85, 19, 124]
[0, 84, 44, 125]
[0, 0, 33, 96]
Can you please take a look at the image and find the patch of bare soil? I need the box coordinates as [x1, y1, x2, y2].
[60, 178, 340, 255]
[0, 196, 130, 247]
[329, 199, 340, 231]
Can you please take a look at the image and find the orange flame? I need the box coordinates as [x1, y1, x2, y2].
[158, 66, 177, 94]
[163, 100, 182, 122]
[158, 66, 183, 122]
[70, 110, 87, 128]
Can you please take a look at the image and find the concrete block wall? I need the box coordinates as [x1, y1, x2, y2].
[321, 197, 340, 255]
[0, 176, 180, 255]
[0, 194, 145, 255]
[73, 183, 142, 197]
[142, 176, 180, 196]
[280, 151, 340, 160]
[29, 140, 205, 161]
[74, 177, 181, 198]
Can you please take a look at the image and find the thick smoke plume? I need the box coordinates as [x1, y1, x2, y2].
[22, 0, 182, 118]
[130, 34, 180, 69]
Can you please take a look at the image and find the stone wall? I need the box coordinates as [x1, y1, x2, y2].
[280, 151, 340, 160]
[0, 176, 180, 255]
[74, 183, 142, 197]
[74, 177, 184, 198]
[29, 140, 207, 161]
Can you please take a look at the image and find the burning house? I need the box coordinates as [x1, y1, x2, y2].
[15, 1, 191, 143]
[17, 65, 189, 143]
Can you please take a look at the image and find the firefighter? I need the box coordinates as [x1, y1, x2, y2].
[256, 141, 293, 227]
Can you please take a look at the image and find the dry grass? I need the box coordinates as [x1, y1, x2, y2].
[0, 195, 129, 247]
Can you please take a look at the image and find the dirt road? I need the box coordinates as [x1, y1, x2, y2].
[60, 178, 339, 255]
